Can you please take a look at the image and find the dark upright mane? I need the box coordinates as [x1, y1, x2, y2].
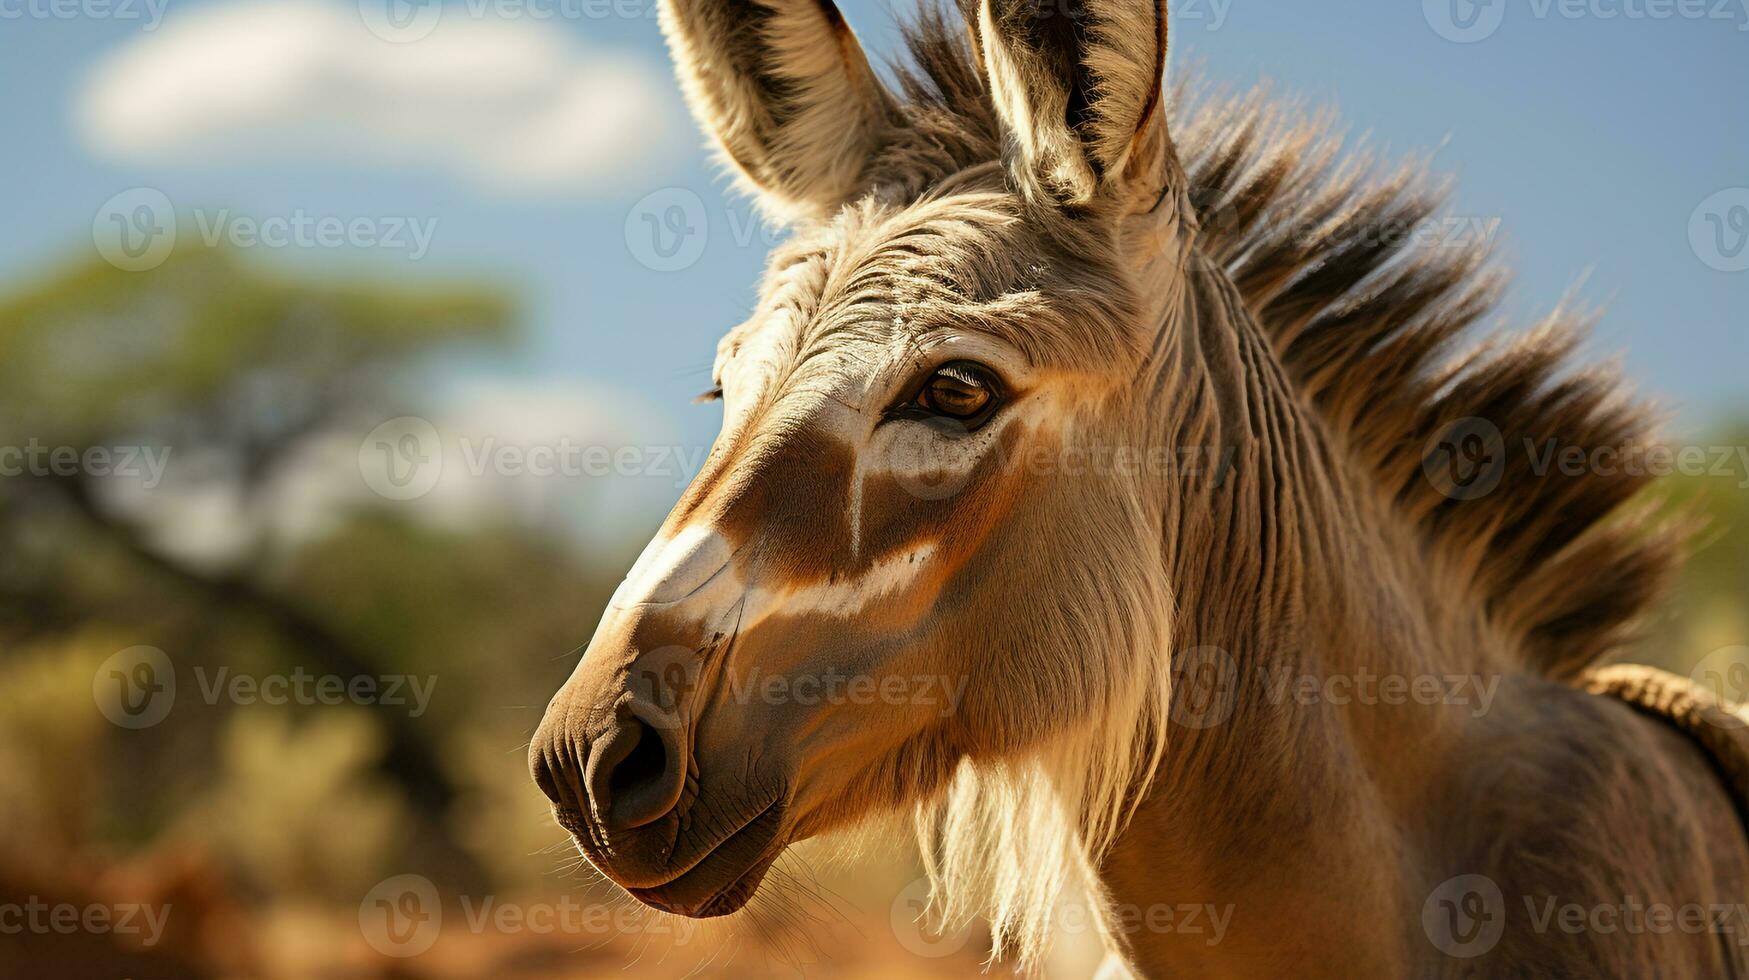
[889, 7, 1682, 678]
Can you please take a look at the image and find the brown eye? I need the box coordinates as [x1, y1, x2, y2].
[923, 372, 990, 417]
[910, 360, 1003, 429]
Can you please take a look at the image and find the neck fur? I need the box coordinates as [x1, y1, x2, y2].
[1095, 250, 1521, 973]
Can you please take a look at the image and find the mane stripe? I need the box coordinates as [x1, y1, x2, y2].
[889, 13, 1682, 679]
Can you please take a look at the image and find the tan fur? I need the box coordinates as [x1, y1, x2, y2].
[658, 0, 897, 221]
[531, 3, 1749, 975]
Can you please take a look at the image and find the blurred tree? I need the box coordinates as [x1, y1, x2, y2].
[1639, 422, 1749, 674]
[0, 242, 514, 884]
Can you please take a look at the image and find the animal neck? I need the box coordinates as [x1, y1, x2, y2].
[1097, 256, 1520, 969]
[1145, 250, 1510, 685]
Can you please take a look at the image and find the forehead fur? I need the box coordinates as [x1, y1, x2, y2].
[720, 173, 1144, 383]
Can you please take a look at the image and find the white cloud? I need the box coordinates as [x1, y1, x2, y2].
[76, 0, 682, 195]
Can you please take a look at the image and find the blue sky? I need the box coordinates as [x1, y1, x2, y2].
[2, 0, 1744, 474]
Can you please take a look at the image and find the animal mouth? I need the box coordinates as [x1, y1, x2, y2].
[562, 797, 788, 918]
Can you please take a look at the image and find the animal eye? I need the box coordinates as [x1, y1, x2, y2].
[912, 361, 1002, 428]
[694, 385, 724, 404]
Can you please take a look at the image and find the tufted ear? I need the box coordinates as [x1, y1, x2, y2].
[967, 0, 1173, 207]
[658, 0, 897, 223]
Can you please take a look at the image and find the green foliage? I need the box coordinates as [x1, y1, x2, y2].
[0, 242, 513, 447]
[0, 634, 112, 860]
[1635, 423, 1749, 673]
[0, 241, 553, 892]
[187, 709, 412, 903]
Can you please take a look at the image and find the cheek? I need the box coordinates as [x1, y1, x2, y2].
[855, 416, 1036, 578]
[916, 451, 1167, 756]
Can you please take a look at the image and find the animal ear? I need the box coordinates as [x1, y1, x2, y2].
[658, 0, 896, 222]
[967, 0, 1173, 207]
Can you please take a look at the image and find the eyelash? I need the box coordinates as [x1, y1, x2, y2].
[695, 385, 723, 404]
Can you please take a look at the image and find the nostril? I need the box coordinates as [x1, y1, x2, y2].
[587, 713, 684, 831]
[609, 720, 667, 800]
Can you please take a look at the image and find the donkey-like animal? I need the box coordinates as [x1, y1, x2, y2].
[531, 1, 1749, 974]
